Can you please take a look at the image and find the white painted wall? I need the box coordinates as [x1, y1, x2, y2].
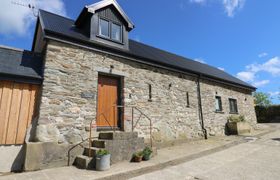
[0, 145, 24, 172]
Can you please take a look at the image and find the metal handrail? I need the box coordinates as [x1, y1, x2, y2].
[131, 107, 153, 147]
[88, 105, 153, 157]
[89, 104, 117, 157]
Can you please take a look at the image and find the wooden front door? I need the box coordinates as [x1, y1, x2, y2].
[97, 75, 120, 129]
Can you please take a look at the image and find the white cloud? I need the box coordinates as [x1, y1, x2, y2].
[194, 58, 207, 64]
[189, 0, 245, 17]
[258, 52, 268, 58]
[236, 56, 280, 88]
[189, 0, 206, 4]
[218, 67, 225, 71]
[0, 0, 66, 37]
[252, 80, 270, 87]
[246, 57, 280, 76]
[268, 91, 280, 97]
[236, 71, 255, 82]
[223, 0, 245, 17]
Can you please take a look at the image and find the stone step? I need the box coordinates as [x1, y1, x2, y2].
[84, 147, 102, 157]
[74, 155, 95, 169]
[92, 140, 106, 148]
[98, 132, 139, 140]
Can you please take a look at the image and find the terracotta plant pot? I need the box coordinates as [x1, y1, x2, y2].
[133, 156, 143, 162]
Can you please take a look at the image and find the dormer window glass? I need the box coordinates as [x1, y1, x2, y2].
[111, 23, 121, 41]
[99, 18, 110, 37]
[98, 17, 122, 43]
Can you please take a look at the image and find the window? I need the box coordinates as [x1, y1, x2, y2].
[99, 18, 122, 42]
[111, 23, 121, 41]
[99, 19, 109, 37]
[229, 98, 238, 113]
[186, 92, 190, 107]
[215, 96, 222, 112]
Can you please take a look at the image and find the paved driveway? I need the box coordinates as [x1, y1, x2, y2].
[131, 127, 280, 180]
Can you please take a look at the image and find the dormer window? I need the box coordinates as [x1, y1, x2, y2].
[99, 18, 110, 37]
[98, 17, 122, 43]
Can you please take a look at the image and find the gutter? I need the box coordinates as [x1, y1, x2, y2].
[197, 75, 208, 139]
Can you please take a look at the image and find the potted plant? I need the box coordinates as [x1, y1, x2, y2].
[226, 115, 251, 135]
[142, 147, 153, 161]
[95, 149, 110, 171]
[132, 151, 143, 162]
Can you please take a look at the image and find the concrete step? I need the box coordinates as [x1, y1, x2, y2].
[92, 140, 106, 148]
[83, 147, 101, 157]
[99, 132, 139, 140]
[74, 155, 95, 169]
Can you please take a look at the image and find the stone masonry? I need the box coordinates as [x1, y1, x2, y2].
[34, 40, 257, 146]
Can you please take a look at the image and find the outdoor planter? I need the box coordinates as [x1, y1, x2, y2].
[226, 115, 251, 135]
[96, 150, 111, 171]
[142, 147, 153, 161]
[132, 151, 143, 162]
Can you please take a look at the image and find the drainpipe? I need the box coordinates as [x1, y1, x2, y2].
[197, 75, 208, 139]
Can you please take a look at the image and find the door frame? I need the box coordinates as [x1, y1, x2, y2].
[96, 73, 124, 131]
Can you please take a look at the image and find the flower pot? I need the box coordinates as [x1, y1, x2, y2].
[142, 154, 151, 161]
[133, 156, 143, 162]
[96, 154, 111, 171]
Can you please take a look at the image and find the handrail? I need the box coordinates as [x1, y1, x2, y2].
[67, 136, 98, 166]
[131, 107, 153, 148]
[88, 105, 153, 157]
[89, 104, 117, 157]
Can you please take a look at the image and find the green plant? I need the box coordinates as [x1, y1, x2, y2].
[228, 115, 245, 123]
[253, 92, 272, 106]
[143, 147, 153, 156]
[133, 151, 143, 158]
[96, 149, 110, 156]
[142, 147, 153, 161]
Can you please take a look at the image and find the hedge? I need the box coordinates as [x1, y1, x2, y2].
[255, 105, 280, 123]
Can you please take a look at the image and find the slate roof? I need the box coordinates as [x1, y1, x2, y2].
[0, 46, 43, 83]
[38, 10, 255, 90]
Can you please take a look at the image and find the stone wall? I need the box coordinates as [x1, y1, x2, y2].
[200, 79, 257, 136]
[35, 40, 257, 147]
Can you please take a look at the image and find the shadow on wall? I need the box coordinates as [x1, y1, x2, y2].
[255, 105, 280, 123]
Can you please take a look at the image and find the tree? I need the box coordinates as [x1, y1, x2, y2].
[253, 92, 272, 106]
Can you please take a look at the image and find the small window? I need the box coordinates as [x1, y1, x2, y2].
[215, 96, 222, 112]
[99, 19, 109, 37]
[186, 92, 190, 107]
[229, 98, 238, 113]
[111, 23, 121, 42]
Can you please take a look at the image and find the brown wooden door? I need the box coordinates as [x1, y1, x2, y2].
[97, 75, 119, 128]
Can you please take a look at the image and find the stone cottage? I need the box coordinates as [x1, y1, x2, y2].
[0, 0, 257, 172]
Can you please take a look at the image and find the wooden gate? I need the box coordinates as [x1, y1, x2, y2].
[0, 81, 39, 145]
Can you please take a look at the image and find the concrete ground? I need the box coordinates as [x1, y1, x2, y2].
[132, 124, 280, 180]
[0, 124, 278, 180]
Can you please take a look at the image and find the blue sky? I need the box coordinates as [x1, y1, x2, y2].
[0, 0, 279, 103]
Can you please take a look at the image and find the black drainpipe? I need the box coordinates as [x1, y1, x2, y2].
[197, 75, 208, 139]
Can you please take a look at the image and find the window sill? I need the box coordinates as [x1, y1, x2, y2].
[229, 112, 239, 114]
[97, 35, 124, 45]
[215, 111, 224, 114]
